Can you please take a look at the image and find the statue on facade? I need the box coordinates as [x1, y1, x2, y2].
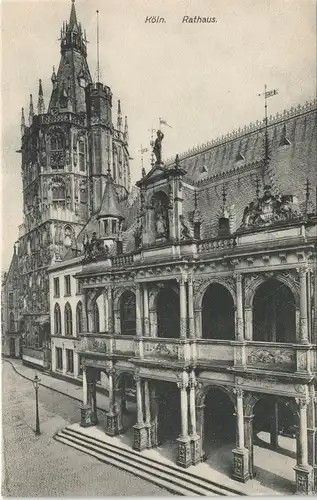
[153, 130, 164, 165]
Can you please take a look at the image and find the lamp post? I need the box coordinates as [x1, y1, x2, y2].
[32, 374, 41, 435]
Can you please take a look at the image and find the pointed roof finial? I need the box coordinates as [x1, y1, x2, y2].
[68, 0, 78, 32]
[28, 94, 34, 126]
[37, 79, 45, 114]
[124, 116, 129, 143]
[21, 107, 25, 137]
[117, 100, 122, 131]
[51, 66, 57, 84]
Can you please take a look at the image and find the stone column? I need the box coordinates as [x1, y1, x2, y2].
[106, 368, 120, 436]
[188, 276, 195, 338]
[244, 414, 255, 478]
[179, 277, 187, 339]
[299, 268, 309, 344]
[294, 397, 314, 495]
[143, 285, 150, 337]
[144, 380, 152, 448]
[88, 380, 98, 425]
[196, 401, 206, 462]
[270, 401, 279, 449]
[150, 389, 159, 448]
[232, 389, 250, 483]
[133, 374, 147, 451]
[80, 366, 93, 427]
[135, 284, 143, 337]
[177, 372, 191, 468]
[189, 371, 201, 465]
[107, 286, 113, 334]
[62, 347, 67, 376]
[235, 273, 244, 341]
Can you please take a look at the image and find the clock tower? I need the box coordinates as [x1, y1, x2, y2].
[17, 0, 131, 353]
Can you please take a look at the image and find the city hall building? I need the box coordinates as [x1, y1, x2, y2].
[4, 0, 317, 494]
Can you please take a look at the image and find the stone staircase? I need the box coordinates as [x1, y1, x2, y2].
[54, 427, 244, 496]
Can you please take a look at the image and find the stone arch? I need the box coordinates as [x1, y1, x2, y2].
[253, 277, 297, 342]
[113, 287, 136, 335]
[244, 273, 300, 309]
[203, 383, 237, 411]
[113, 286, 136, 312]
[194, 277, 236, 311]
[199, 280, 236, 340]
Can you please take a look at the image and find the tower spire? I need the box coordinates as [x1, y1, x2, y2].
[96, 10, 101, 82]
[37, 79, 45, 114]
[28, 94, 34, 126]
[117, 100, 122, 131]
[124, 116, 129, 144]
[68, 0, 78, 32]
[20, 107, 25, 137]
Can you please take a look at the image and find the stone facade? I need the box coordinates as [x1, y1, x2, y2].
[8, 1, 131, 366]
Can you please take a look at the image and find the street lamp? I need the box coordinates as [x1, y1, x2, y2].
[32, 374, 41, 435]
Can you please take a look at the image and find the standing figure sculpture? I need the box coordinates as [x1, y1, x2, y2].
[153, 130, 164, 165]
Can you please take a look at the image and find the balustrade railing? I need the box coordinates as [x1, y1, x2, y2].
[112, 254, 134, 267]
[197, 237, 236, 253]
[245, 342, 296, 371]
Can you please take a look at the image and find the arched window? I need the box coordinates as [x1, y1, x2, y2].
[253, 279, 296, 343]
[54, 303, 61, 335]
[120, 291, 136, 335]
[9, 312, 15, 332]
[93, 302, 100, 333]
[64, 302, 73, 336]
[76, 301, 83, 335]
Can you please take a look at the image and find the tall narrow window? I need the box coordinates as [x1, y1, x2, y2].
[54, 277, 60, 297]
[66, 349, 74, 373]
[54, 303, 61, 335]
[56, 347, 63, 370]
[76, 301, 83, 335]
[64, 275, 71, 296]
[93, 302, 100, 333]
[64, 302, 73, 336]
[9, 312, 15, 332]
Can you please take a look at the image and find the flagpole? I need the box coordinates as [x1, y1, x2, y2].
[264, 83, 269, 172]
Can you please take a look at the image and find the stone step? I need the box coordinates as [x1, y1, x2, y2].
[63, 427, 241, 496]
[54, 427, 242, 497]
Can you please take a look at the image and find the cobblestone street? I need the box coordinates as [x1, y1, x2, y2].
[1, 361, 170, 497]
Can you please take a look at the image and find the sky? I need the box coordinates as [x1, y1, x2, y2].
[1, 0, 316, 270]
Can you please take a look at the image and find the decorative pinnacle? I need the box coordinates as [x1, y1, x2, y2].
[117, 100, 122, 130]
[124, 116, 129, 143]
[21, 107, 25, 137]
[28, 94, 34, 126]
[37, 79, 45, 114]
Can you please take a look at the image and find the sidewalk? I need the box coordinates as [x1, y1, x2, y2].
[2, 358, 109, 412]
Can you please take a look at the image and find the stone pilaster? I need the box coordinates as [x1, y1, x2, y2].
[298, 267, 309, 344]
[188, 276, 195, 338]
[235, 273, 244, 341]
[179, 277, 187, 339]
[294, 397, 314, 495]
